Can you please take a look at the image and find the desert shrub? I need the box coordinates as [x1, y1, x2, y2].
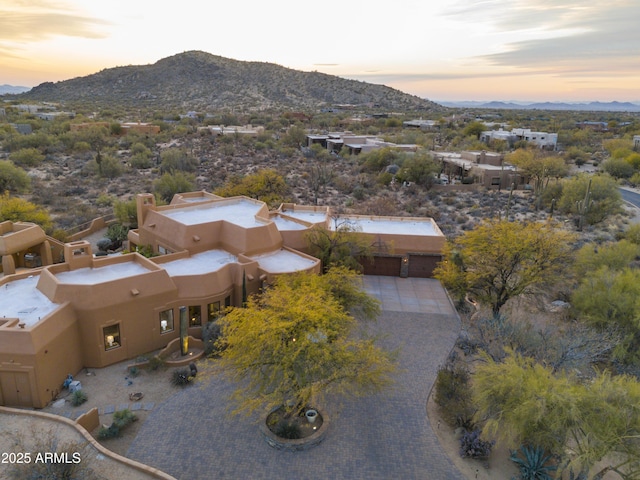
[510, 445, 557, 480]
[147, 355, 165, 371]
[8, 429, 99, 480]
[202, 320, 222, 356]
[106, 223, 128, 249]
[434, 363, 475, 429]
[70, 389, 88, 406]
[274, 420, 301, 439]
[0, 160, 31, 193]
[97, 424, 120, 439]
[9, 147, 45, 167]
[96, 237, 112, 252]
[128, 366, 140, 378]
[112, 408, 137, 429]
[171, 368, 193, 387]
[459, 429, 495, 459]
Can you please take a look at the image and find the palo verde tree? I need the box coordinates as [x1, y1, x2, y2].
[473, 350, 640, 479]
[434, 220, 575, 316]
[0, 192, 52, 231]
[216, 267, 396, 416]
[214, 168, 290, 208]
[305, 216, 373, 273]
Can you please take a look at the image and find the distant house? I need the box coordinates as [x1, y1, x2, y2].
[435, 150, 523, 189]
[199, 125, 265, 137]
[481, 128, 557, 150]
[576, 121, 608, 132]
[9, 123, 33, 135]
[306, 132, 416, 155]
[403, 119, 437, 130]
[634, 135, 640, 151]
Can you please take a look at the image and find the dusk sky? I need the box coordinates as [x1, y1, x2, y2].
[1, 0, 639, 102]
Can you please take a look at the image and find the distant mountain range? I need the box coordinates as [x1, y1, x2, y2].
[13, 51, 442, 112]
[438, 100, 640, 112]
[0, 84, 31, 95]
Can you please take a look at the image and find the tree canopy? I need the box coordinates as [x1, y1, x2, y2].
[216, 267, 395, 416]
[214, 168, 289, 208]
[434, 220, 575, 315]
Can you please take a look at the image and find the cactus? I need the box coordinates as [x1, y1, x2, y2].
[576, 178, 593, 231]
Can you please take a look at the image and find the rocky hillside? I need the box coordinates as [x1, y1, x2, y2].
[20, 51, 443, 112]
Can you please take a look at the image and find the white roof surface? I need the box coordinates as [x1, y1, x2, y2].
[280, 210, 327, 224]
[250, 249, 317, 273]
[1, 276, 59, 326]
[160, 199, 266, 227]
[271, 215, 308, 231]
[55, 262, 151, 285]
[160, 250, 238, 276]
[334, 217, 439, 236]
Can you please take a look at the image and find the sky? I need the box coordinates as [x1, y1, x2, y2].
[1, 0, 639, 102]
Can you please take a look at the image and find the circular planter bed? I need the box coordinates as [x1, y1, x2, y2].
[260, 406, 328, 451]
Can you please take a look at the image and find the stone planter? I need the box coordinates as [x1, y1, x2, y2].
[260, 407, 328, 452]
[305, 409, 318, 423]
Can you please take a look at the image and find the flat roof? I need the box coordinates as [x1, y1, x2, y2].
[160, 250, 238, 276]
[160, 199, 266, 227]
[271, 215, 308, 231]
[333, 216, 440, 236]
[250, 249, 317, 273]
[55, 262, 152, 285]
[279, 210, 328, 224]
[2, 276, 59, 326]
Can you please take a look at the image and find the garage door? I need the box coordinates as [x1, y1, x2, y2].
[408, 254, 442, 278]
[361, 256, 402, 277]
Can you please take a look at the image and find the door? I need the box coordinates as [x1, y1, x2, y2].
[0, 372, 33, 407]
[408, 254, 442, 278]
[361, 256, 402, 277]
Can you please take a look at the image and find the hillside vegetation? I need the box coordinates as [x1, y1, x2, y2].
[19, 51, 443, 112]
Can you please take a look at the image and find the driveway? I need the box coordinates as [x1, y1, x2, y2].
[127, 277, 465, 480]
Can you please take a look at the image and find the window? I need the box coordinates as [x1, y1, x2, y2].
[207, 302, 221, 322]
[160, 309, 174, 333]
[104, 324, 121, 350]
[225, 296, 231, 308]
[189, 305, 202, 327]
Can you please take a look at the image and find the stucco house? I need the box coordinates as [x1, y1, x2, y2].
[0, 191, 444, 408]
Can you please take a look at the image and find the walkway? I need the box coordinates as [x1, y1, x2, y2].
[127, 277, 465, 480]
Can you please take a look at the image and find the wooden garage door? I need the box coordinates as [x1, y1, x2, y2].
[0, 371, 32, 407]
[408, 254, 442, 278]
[361, 256, 402, 277]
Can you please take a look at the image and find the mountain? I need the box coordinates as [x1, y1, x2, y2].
[438, 100, 640, 112]
[0, 84, 31, 95]
[18, 51, 442, 112]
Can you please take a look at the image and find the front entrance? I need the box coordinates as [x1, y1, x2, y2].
[0, 371, 33, 407]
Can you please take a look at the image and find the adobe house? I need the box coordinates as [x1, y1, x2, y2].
[0, 191, 444, 408]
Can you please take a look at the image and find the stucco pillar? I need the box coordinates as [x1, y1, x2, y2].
[2, 254, 16, 275]
[40, 240, 53, 266]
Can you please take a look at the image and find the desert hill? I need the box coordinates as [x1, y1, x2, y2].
[20, 50, 442, 112]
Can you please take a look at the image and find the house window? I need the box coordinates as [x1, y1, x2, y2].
[225, 296, 231, 308]
[104, 324, 121, 350]
[160, 309, 174, 333]
[207, 302, 221, 321]
[189, 305, 202, 327]
[158, 245, 172, 255]
[491, 177, 501, 186]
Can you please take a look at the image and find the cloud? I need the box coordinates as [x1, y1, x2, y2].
[445, 1, 640, 76]
[0, 1, 110, 43]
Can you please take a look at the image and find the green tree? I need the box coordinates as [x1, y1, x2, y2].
[558, 174, 622, 226]
[473, 350, 640, 478]
[602, 157, 634, 179]
[434, 220, 575, 316]
[214, 169, 290, 207]
[305, 216, 373, 273]
[463, 121, 486, 139]
[9, 147, 45, 167]
[153, 172, 196, 203]
[159, 148, 199, 173]
[0, 192, 52, 231]
[0, 161, 31, 193]
[397, 152, 438, 187]
[114, 199, 138, 228]
[216, 268, 395, 416]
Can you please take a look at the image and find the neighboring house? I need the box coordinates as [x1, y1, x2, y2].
[306, 132, 416, 155]
[199, 125, 265, 137]
[633, 135, 640, 151]
[70, 122, 160, 135]
[481, 128, 558, 150]
[576, 121, 608, 132]
[435, 151, 523, 189]
[403, 119, 437, 130]
[0, 191, 444, 408]
[9, 124, 33, 135]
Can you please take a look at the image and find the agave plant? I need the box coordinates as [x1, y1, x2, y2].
[510, 445, 557, 480]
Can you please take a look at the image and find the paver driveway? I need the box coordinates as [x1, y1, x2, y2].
[127, 277, 466, 480]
